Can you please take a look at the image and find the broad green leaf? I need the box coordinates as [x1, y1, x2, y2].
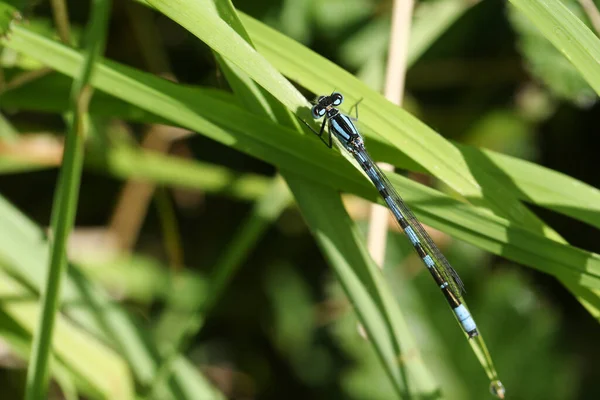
[0, 70, 169, 123]
[236, 11, 600, 318]
[235, 11, 600, 231]
[470, 148, 600, 232]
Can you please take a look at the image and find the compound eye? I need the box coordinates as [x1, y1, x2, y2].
[332, 92, 344, 106]
[311, 105, 326, 119]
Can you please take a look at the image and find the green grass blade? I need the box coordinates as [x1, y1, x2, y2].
[148, 0, 502, 224]
[238, 13, 561, 241]
[235, 11, 600, 320]
[508, 0, 600, 96]
[87, 143, 271, 201]
[4, 25, 599, 301]
[408, 0, 478, 67]
[385, 172, 600, 286]
[0, 270, 135, 399]
[471, 147, 600, 231]
[507, 3, 595, 105]
[5, 69, 600, 233]
[147, 178, 291, 398]
[285, 171, 440, 398]
[210, 2, 442, 393]
[25, 1, 112, 399]
[145, 0, 309, 115]
[0, 192, 223, 399]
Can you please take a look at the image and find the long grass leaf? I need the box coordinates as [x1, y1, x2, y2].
[4, 71, 600, 232]
[4, 25, 599, 300]
[237, 13, 560, 241]
[0, 270, 134, 399]
[0, 191, 224, 399]
[25, 1, 112, 399]
[508, 0, 600, 96]
[286, 171, 440, 398]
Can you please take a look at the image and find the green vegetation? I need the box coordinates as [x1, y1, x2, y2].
[0, 0, 599, 399]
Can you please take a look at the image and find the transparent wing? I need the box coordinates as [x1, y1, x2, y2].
[356, 148, 466, 298]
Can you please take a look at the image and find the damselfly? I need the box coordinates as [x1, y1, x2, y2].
[304, 92, 478, 338]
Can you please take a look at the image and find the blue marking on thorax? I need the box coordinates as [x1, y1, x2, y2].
[330, 114, 359, 145]
[340, 114, 358, 135]
[330, 119, 350, 142]
[423, 254, 435, 268]
[404, 226, 420, 245]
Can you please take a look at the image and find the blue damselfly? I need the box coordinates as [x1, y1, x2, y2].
[304, 92, 478, 338]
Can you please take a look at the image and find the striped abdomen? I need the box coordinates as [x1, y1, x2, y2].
[353, 148, 478, 338]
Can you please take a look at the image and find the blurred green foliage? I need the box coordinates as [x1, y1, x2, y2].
[508, 0, 597, 106]
[0, 0, 599, 399]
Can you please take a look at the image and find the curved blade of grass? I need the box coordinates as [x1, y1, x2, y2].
[5, 69, 600, 233]
[235, 12, 600, 319]
[149, 0, 548, 245]
[507, 3, 596, 105]
[286, 171, 440, 398]
[239, 13, 560, 240]
[60, 133, 600, 300]
[214, 0, 441, 393]
[4, 26, 600, 299]
[508, 0, 600, 96]
[470, 147, 600, 232]
[145, 0, 309, 115]
[385, 172, 600, 287]
[202, 2, 441, 395]
[157, 0, 534, 234]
